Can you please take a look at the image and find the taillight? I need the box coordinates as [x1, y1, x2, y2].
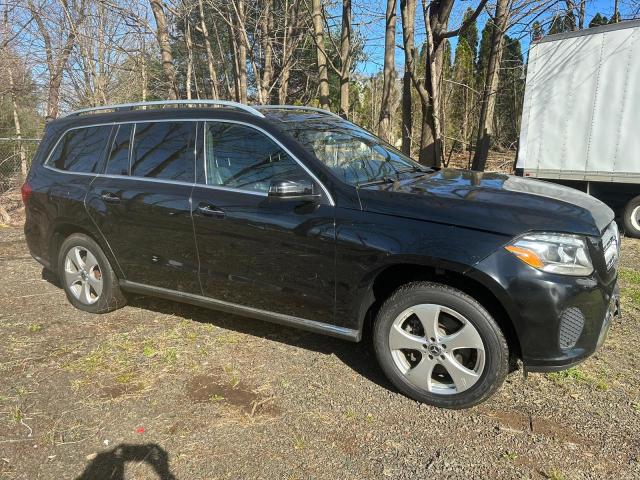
[21, 182, 32, 206]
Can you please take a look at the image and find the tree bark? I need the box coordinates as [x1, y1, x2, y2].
[8, 68, 27, 178]
[378, 0, 397, 142]
[259, 0, 274, 104]
[149, 0, 179, 100]
[198, 0, 219, 99]
[312, 0, 330, 109]
[233, 0, 248, 103]
[339, 0, 352, 118]
[400, 0, 415, 155]
[185, 20, 194, 100]
[472, 0, 511, 171]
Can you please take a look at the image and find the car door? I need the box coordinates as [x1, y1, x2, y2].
[191, 120, 336, 324]
[85, 120, 200, 293]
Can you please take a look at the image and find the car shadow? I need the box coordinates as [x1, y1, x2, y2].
[128, 294, 393, 393]
[41, 268, 393, 394]
[75, 443, 175, 480]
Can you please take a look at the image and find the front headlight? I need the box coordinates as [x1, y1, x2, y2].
[505, 232, 593, 276]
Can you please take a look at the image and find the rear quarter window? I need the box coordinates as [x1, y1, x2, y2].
[46, 125, 112, 173]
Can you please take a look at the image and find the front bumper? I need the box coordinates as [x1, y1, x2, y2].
[472, 248, 620, 372]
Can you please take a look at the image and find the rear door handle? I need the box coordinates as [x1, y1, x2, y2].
[101, 192, 120, 204]
[197, 203, 225, 218]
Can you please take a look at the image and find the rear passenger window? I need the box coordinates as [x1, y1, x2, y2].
[204, 122, 306, 192]
[46, 126, 111, 173]
[106, 124, 133, 176]
[130, 122, 195, 182]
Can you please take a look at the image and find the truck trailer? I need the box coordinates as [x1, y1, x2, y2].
[517, 19, 640, 237]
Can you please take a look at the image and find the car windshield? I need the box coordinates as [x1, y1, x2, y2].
[276, 118, 426, 186]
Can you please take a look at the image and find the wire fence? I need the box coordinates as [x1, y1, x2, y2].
[0, 138, 40, 194]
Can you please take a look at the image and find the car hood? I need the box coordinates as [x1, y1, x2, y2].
[356, 169, 613, 237]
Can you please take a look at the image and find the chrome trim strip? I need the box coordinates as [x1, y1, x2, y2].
[41, 118, 335, 204]
[119, 280, 360, 341]
[66, 100, 265, 118]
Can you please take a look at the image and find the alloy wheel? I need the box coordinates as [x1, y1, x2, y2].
[388, 304, 485, 395]
[64, 246, 103, 305]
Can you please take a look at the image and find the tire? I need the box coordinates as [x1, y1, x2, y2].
[57, 233, 126, 313]
[373, 281, 509, 409]
[623, 195, 640, 239]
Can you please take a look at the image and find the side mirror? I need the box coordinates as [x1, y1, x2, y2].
[268, 179, 318, 199]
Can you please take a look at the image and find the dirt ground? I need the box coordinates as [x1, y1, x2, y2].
[0, 225, 639, 480]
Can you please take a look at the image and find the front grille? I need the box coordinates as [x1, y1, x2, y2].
[559, 307, 585, 350]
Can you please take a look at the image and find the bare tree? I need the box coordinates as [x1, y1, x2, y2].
[472, 0, 512, 171]
[149, 0, 179, 99]
[312, 0, 330, 109]
[198, 0, 219, 99]
[378, 0, 397, 142]
[29, 0, 87, 119]
[339, 0, 352, 118]
[400, 0, 415, 155]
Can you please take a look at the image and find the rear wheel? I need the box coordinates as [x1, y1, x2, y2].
[57, 233, 126, 313]
[623, 195, 640, 239]
[373, 282, 509, 409]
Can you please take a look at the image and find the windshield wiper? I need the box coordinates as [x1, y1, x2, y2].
[356, 176, 396, 188]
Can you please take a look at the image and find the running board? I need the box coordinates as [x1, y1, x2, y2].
[119, 280, 360, 342]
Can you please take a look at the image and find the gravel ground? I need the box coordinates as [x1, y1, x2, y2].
[0, 225, 639, 480]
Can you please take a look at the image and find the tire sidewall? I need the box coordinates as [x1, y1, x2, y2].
[373, 282, 508, 409]
[57, 234, 117, 314]
[623, 196, 640, 239]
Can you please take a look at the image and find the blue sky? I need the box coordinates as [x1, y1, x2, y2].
[344, 0, 637, 75]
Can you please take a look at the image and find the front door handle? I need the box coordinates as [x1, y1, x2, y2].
[197, 203, 225, 218]
[101, 192, 120, 204]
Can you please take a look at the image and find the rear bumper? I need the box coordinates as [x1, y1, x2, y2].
[472, 249, 619, 372]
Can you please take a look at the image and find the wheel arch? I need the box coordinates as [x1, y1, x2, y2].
[357, 262, 522, 362]
[48, 220, 123, 279]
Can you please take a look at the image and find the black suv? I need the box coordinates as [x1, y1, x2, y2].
[23, 101, 621, 408]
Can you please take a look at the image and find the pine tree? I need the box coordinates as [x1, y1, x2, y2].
[451, 40, 475, 152]
[495, 36, 525, 148]
[458, 8, 479, 65]
[589, 13, 609, 27]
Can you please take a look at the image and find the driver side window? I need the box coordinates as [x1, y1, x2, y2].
[204, 122, 306, 193]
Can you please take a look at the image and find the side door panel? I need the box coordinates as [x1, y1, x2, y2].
[191, 186, 336, 323]
[85, 121, 200, 294]
[191, 120, 336, 324]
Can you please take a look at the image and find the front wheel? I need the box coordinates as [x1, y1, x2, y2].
[373, 282, 509, 409]
[623, 195, 640, 239]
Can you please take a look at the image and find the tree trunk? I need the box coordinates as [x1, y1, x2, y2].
[234, 0, 248, 103]
[400, 0, 415, 155]
[312, 0, 330, 109]
[377, 0, 397, 142]
[472, 0, 511, 171]
[578, 0, 586, 29]
[339, 0, 352, 118]
[149, 0, 178, 100]
[259, 0, 274, 104]
[185, 21, 194, 100]
[8, 68, 27, 178]
[199, 0, 219, 99]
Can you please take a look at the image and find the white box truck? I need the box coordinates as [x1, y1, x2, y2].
[517, 19, 640, 237]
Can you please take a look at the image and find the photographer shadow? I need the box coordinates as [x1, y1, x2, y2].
[75, 443, 175, 480]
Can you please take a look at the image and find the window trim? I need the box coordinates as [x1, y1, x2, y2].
[41, 118, 335, 206]
[43, 123, 114, 175]
[202, 119, 334, 205]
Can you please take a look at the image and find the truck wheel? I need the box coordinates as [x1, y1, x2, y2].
[57, 233, 127, 314]
[373, 282, 509, 409]
[623, 196, 640, 239]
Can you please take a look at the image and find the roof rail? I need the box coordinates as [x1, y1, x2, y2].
[256, 105, 342, 119]
[66, 100, 265, 118]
